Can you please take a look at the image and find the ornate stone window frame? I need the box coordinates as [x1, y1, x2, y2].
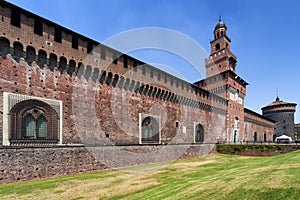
[3, 92, 62, 146]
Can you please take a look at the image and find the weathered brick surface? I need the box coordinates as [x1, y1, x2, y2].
[0, 1, 276, 184]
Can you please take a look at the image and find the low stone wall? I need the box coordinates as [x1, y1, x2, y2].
[0, 144, 215, 183]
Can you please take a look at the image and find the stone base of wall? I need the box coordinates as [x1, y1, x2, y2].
[0, 144, 216, 183]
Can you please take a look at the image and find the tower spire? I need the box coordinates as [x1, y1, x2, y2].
[219, 15, 222, 22]
[276, 88, 280, 101]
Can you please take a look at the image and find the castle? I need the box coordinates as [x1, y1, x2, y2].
[0, 1, 295, 183]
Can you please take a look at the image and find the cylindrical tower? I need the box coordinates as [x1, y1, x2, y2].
[262, 97, 296, 140]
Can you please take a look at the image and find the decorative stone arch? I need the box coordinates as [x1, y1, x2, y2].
[194, 123, 204, 143]
[9, 99, 59, 143]
[0, 37, 10, 56]
[140, 115, 160, 144]
[38, 49, 47, 67]
[26, 46, 36, 65]
[13, 41, 23, 62]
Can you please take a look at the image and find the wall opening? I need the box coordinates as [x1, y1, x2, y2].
[54, 28, 62, 43]
[72, 35, 78, 49]
[11, 9, 20, 27]
[195, 123, 204, 143]
[34, 19, 43, 36]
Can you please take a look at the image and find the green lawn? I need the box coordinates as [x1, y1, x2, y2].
[1, 151, 300, 200]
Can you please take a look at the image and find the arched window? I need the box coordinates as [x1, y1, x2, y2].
[26, 46, 36, 65]
[0, 37, 10, 56]
[142, 116, 159, 143]
[215, 43, 220, 51]
[263, 132, 267, 142]
[13, 41, 23, 62]
[195, 123, 204, 143]
[9, 99, 59, 144]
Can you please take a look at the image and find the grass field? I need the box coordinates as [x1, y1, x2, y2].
[1, 151, 300, 200]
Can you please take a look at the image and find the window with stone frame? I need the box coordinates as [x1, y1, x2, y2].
[141, 116, 160, 144]
[9, 99, 59, 144]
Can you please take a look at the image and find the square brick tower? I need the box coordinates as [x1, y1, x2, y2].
[195, 19, 248, 143]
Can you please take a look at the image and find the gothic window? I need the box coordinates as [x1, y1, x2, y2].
[142, 116, 159, 143]
[195, 123, 204, 143]
[9, 99, 59, 144]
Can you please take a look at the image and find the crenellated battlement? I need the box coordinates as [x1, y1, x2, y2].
[0, 1, 227, 112]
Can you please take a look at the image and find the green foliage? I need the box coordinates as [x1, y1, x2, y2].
[216, 144, 286, 154]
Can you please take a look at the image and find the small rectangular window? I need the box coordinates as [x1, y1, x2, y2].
[72, 35, 78, 49]
[34, 19, 43, 36]
[54, 27, 62, 43]
[11, 9, 21, 27]
[150, 69, 153, 78]
[158, 72, 161, 81]
[164, 74, 167, 83]
[87, 41, 93, 54]
[101, 48, 106, 59]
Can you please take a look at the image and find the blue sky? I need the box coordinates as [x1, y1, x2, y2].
[7, 0, 300, 122]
